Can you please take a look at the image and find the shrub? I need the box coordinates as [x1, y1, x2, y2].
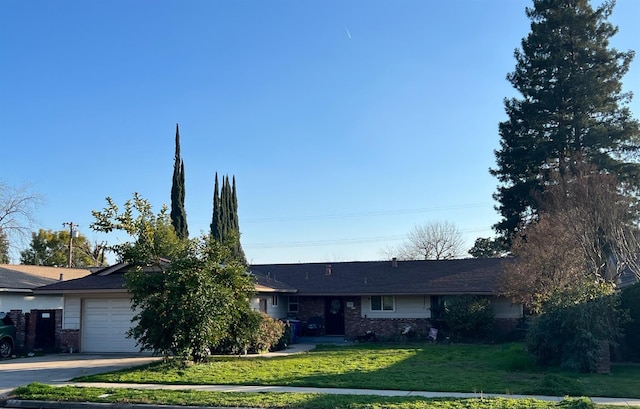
[443, 295, 495, 342]
[527, 293, 622, 372]
[213, 309, 262, 355]
[250, 313, 286, 353]
[213, 311, 285, 355]
[619, 282, 640, 361]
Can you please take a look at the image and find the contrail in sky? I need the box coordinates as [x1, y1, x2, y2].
[345, 27, 352, 39]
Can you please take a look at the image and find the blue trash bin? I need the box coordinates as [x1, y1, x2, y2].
[287, 319, 301, 343]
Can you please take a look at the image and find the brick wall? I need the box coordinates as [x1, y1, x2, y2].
[343, 297, 431, 340]
[60, 329, 80, 353]
[6, 309, 64, 353]
[296, 296, 325, 322]
[296, 296, 521, 342]
[8, 310, 26, 352]
[25, 311, 36, 350]
[55, 309, 62, 350]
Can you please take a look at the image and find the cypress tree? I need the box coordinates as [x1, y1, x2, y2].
[491, 0, 640, 242]
[210, 173, 246, 263]
[170, 124, 189, 240]
[210, 173, 221, 241]
[231, 176, 246, 262]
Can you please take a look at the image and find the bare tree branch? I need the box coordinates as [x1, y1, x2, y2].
[0, 181, 43, 260]
[381, 221, 464, 261]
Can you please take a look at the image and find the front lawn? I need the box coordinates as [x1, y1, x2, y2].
[73, 343, 640, 398]
[9, 383, 621, 409]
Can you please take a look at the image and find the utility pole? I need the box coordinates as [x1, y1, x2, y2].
[63, 222, 75, 268]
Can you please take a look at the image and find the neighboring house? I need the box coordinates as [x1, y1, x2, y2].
[0, 264, 92, 352]
[34, 258, 521, 353]
[34, 262, 163, 353]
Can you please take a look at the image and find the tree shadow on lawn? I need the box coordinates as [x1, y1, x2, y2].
[76, 343, 639, 398]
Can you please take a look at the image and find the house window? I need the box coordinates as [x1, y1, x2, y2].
[288, 296, 299, 313]
[371, 295, 394, 311]
[271, 295, 278, 306]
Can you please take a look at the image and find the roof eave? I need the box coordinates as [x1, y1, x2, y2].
[33, 288, 129, 295]
[0, 288, 33, 293]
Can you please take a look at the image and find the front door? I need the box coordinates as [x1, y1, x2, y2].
[324, 297, 345, 335]
[34, 310, 56, 350]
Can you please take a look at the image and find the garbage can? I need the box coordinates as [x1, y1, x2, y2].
[287, 319, 301, 343]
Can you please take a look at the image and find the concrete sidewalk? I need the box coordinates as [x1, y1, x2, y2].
[55, 382, 640, 406]
[7, 381, 640, 407]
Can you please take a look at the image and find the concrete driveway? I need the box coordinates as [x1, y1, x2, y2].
[0, 353, 161, 398]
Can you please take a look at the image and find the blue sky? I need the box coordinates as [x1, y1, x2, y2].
[1, 1, 639, 265]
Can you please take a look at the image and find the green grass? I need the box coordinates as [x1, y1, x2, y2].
[71, 343, 640, 398]
[10, 383, 616, 409]
[8, 343, 640, 409]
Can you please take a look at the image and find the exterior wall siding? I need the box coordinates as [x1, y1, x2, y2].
[63, 296, 82, 330]
[0, 293, 64, 312]
[360, 295, 431, 319]
[346, 297, 431, 339]
[251, 294, 289, 319]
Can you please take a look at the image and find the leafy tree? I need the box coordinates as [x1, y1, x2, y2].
[468, 237, 508, 258]
[92, 193, 255, 362]
[490, 0, 640, 243]
[170, 124, 188, 240]
[381, 221, 463, 260]
[19, 228, 102, 267]
[210, 173, 246, 263]
[0, 228, 9, 263]
[91, 193, 182, 264]
[126, 236, 255, 362]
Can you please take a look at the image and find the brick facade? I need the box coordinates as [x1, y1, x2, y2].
[343, 297, 431, 339]
[5, 309, 63, 354]
[8, 310, 26, 352]
[60, 329, 80, 353]
[292, 296, 520, 342]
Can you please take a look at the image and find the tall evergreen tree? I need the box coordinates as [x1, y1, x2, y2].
[210, 173, 221, 241]
[230, 176, 246, 262]
[210, 174, 246, 263]
[170, 124, 189, 240]
[490, 0, 640, 242]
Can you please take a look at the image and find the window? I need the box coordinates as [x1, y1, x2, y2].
[271, 295, 278, 306]
[288, 296, 299, 313]
[371, 295, 394, 311]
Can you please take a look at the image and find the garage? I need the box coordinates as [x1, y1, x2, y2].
[82, 298, 139, 353]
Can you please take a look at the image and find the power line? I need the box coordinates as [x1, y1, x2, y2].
[245, 234, 407, 249]
[244, 226, 494, 250]
[243, 203, 493, 224]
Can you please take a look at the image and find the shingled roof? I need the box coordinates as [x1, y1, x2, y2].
[250, 258, 508, 296]
[34, 258, 509, 296]
[34, 262, 166, 294]
[0, 264, 92, 291]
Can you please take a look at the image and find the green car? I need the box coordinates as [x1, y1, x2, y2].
[0, 312, 16, 358]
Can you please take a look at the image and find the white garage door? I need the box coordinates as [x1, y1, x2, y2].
[82, 298, 139, 353]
